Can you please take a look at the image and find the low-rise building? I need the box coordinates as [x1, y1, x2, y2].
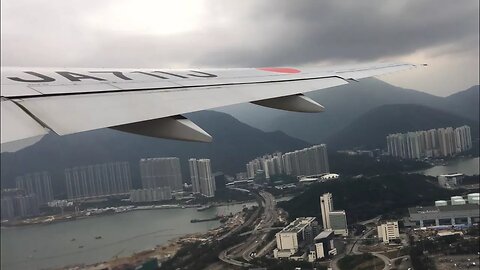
[377, 221, 400, 244]
[438, 173, 463, 189]
[408, 204, 480, 227]
[274, 217, 319, 259]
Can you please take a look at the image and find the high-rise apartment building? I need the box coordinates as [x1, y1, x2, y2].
[139, 158, 183, 191]
[387, 126, 472, 159]
[283, 145, 329, 176]
[320, 193, 333, 230]
[246, 152, 284, 179]
[15, 171, 54, 205]
[65, 161, 132, 200]
[1, 197, 15, 220]
[246, 145, 329, 180]
[1, 189, 39, 219]
[189, 158, 216, 197]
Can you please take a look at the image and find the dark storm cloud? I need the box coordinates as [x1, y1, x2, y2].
[193, 0, 479, 66]
[1, 0, 478, 68]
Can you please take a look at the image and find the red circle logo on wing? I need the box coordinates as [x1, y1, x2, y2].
[257, 67, 301, 74]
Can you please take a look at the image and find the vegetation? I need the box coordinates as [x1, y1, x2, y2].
[462, 174, 480, 185]
[329, 153, 431, 176]
[270, 174, 298, 184]
[338, 254, 384, 270]
[409, 229, 480, 270]
[279, 173, 460, 223]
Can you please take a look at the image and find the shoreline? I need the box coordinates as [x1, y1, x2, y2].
[0, 195, 294, 229]
[53, 202, 254, 270]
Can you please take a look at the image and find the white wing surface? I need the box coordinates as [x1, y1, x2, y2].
[1, 63, 421, 144]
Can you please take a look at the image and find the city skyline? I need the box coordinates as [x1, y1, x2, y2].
[246, 144, 330, 180]
[387, 125, 472, 159]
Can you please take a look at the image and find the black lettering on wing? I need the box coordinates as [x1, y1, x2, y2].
[7, 71, 56, 83]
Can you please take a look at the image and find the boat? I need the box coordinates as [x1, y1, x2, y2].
[95, 236, 102, 239]
[190, 216, 222, 223]
[78, 245, 84, 249]
[196, 205, 213, 211]
[71, 238, 76, 241]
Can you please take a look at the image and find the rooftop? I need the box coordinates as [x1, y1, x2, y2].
[408, 203, 479, 214]
[439, 173, 463, 177]
[280, 217, 316, 233]
[314, 230, 334, 240]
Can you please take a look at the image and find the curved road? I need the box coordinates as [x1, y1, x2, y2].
[218, 191, 279, 268]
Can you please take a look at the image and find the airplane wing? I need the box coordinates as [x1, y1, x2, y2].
[1, 63, 422, 144]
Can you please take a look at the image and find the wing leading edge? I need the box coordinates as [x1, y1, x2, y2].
[0, 63, 422, 145]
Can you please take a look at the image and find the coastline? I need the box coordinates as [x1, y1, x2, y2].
[52, 203, 254, 270]
[0, 194, 288, 229]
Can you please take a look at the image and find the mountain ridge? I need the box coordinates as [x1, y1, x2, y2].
[216, 79, 479, 143]
[326, 103, 479, 150]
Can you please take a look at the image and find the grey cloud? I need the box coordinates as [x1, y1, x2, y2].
[1, 0, 478, 69]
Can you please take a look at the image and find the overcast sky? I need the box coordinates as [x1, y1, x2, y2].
[1, 0, 478, 96]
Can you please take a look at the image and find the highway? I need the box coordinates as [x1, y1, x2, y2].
[217, 190, 280, 268]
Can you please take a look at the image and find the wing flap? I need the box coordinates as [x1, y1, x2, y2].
[1, 99, 48, 143]
[15, 77, 347, 136]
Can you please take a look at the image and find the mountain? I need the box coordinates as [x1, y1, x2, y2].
[444, 85, 479, 121]
[0, 111, 309, 192]
[326, 104, 479, 150]
[216, 79, 479, 143]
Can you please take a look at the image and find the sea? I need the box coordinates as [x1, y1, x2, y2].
[0, 202, 255, 270]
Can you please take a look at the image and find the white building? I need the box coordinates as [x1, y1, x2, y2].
[274, 217, 319, 259]
[468, 193, 480, 204]
[189, 158, 216, 197]
[438, 173, 464, 189]
[377, 221, 400, 244]
[320, 193, 333, 230]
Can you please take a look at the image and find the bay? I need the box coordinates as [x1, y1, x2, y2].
[415, 157, 479, 176]
[0, 202, 254, 270]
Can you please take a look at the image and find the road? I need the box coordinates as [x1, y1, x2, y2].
[217, 190, 280, 268]
[331, 225, 409, 270]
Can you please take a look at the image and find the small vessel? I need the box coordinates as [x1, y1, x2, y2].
[95, 236, 102, 239]
[196, 205, 213, 212]
[78, 245, 84, 248]
[190, 215, 222, 223]
[71, 238, 76, 241]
